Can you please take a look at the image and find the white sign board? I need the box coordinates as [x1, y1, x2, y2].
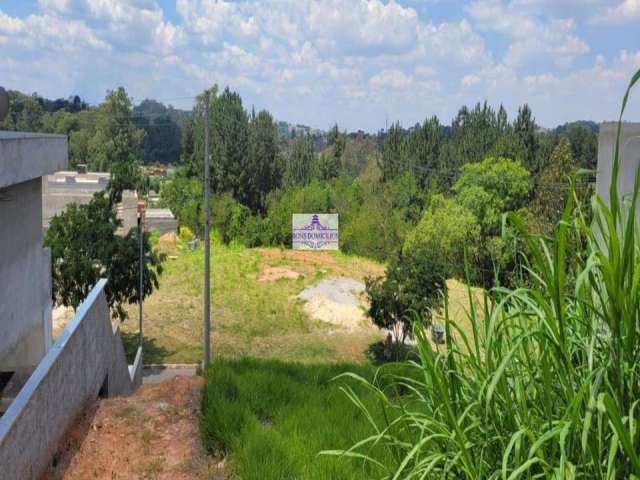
[292, 214, 339, 250]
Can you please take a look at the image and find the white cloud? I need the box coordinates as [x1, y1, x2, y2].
[462, 74, 481, 87]
[592, 0, 640, 23]
[370, 69, 412, 89]
[466, 0, 589, 68]
[0, 0, 637, 131]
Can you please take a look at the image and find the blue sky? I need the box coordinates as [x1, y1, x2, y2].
[0, 0, 638, 131]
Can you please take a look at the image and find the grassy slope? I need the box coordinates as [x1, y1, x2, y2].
[119, 237, 483, 479]
[122, 238, 385, 364]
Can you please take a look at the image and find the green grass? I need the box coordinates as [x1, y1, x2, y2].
[201, 358, 396, 480]
[122, 239, 384, 364]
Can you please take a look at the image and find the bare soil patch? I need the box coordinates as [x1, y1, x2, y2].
[41, 376, 221, 480]
[258, 266, 301, 282]
[159, 231, 179, 243]
[256, 247, 385, 279]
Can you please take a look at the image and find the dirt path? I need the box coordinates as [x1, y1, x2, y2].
[42, 376, 222, 480]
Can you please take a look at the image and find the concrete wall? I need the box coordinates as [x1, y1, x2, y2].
[0, 132, 67, 189]
[146, 208, 178, 235]
[0, 279, 142, 480]
[596, 122, 640, 208]
[0, 178, 52, 370]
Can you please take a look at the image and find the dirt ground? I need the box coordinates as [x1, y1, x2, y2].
[41, 376, 222, 480]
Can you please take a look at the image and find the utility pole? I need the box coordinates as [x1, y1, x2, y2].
[203, 90, 212, 369]
[138, 202, 145, 353]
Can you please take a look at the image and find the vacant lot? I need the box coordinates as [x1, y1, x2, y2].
[121, 237, 385, 364]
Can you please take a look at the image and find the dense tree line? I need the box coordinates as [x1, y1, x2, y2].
[0, 88, 187, 166]
[160, 86, 597, 337]
[1, 84, 599, 331]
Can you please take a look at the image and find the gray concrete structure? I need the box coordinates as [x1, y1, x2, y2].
[596, 122, 640, 209]
[1, 131, 143, 479]
[0, 132, 67, 371]
[146, 208, 178, 235]
[43, 171, 138, 233]
[0, 280, 142, 479]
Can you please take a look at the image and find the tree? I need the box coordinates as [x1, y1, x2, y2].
[247, 110, 281, 212]
[452, 102, 500, 167]
[16, 94, 44, 131]
[379, 122, 406, 182]
[134, 99, 182, 165]
[529, 137, 579, 232]
[87, 88, 144, 171]
[564, 122, 597, 170]
[454, 156, 531, 287]
[45, 163, 164, 320]
[327, 123, 346, 159]
[283, 134, 314, 187]
[454, 156, 531, 237]
[403, 194, 481, 279]
[366, 247, 446, 345]
[408, 116, 443, 189]
[514, 104, 539, 173]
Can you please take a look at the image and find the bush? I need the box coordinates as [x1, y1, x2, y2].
[366, 247, 446, 344]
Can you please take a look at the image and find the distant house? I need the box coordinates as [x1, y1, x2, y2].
[43, 170, 138, 234]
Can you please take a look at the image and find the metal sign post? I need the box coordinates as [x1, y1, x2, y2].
[138, 202, 145, 352]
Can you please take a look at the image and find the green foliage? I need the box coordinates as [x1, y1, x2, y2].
[247, 110, 282, 212]
[284, 134, 314, 187]
[86, 88, 145, 171]
[560, 121, 598, 169]
[454, 156, 531, 236]
[264, 181, 333, 246]
[332, 67, 640, 479]
[407, 115, 444, 189]
[133, 99, 183, 165]
[514, 103, 540, 172]
[452, 101, 502, 167]
[341, 134, 379, 179]
[404, 194, 481, 279]
[530, 137, 578, 231]
[366, 247, 446, 341]
[379, 122, 406, 182]
[45, 164, 164, 320]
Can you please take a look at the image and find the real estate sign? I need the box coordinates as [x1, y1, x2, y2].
[292, 214, 339, 250]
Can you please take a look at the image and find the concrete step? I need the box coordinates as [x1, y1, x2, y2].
[142, 364, 198, 384]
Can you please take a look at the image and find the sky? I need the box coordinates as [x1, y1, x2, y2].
[0, 0, 639, 132]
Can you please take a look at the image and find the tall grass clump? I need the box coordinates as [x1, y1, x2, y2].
[200, 358, 402, 479]
[324, 69, 640, 478]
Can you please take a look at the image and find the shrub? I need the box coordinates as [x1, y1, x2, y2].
[366, 247, 446, 344]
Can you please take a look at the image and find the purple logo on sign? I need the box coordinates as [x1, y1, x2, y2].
[292, 214, 339, 249]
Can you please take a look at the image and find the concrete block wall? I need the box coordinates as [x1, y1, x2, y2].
[0, 280, 142, 480]
[0, 178, 52, 370]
